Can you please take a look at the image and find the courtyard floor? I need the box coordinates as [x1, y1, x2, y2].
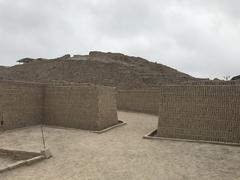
[0, 111, 240, 180]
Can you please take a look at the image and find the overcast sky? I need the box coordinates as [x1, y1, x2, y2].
[0, 0, 239, 79]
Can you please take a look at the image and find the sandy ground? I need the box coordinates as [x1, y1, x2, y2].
[0, 111, 240, 180]
[0, 157, 16, 169]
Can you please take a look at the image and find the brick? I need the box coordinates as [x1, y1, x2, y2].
[157, 85, 240, 144]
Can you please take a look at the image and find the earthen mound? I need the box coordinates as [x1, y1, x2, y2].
[0, 51, 199, 89]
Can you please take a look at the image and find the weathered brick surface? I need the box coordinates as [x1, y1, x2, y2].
[44, 85, 99, 130]
[157, 85, 240, 144]
[44, 85, 118, 130]
[117, 90, 160, 114]
[97, 87, 118, 130]
[0, 81, 43, 130]
[0, 81, 118, 131]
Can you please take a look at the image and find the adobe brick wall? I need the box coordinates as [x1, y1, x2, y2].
[157, 85, 240, 144]
[43, 85, 98, 130]
[43, 84, 118, 131]
[97, 86, 118, 130]
[117, 82, 240, 114]
[0, 81, 118, 131]
[0, 81, 43, 130]
[117, 90, 160, 114]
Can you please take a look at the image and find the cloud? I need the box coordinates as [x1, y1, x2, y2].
[0, 0, 239, 79]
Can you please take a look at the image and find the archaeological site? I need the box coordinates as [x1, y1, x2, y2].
[0, 51, 239, 179]
[0, 80, 123, 131]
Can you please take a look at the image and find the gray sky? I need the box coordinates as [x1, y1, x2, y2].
[0, 0, 239, 79]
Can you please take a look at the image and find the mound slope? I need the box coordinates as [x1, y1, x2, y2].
[0, 51, 199, 89]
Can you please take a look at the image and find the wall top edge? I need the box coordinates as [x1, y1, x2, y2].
[0, 80, 115, 89]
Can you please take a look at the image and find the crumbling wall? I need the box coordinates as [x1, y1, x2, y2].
[0, 81, 43, 130]
[43, 85, 118, 131]
[157, 85, 240, 144]
[117, 90, 160, 114]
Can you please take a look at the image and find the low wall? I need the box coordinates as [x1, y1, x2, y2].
[0, 149, 41, 160]
[44, 85, 100, 130]
[157, 85, 240, 144]
[117, 82, 240, 114]
[0, 81, 43, 130]
[0, 81, 118, 131]
[117, 90, 160, 114]
[44, 85, 118, 131]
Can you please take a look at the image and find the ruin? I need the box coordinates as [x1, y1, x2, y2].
[144, 85, 240, 145]
[0, 80, 120, 132]
[117, 90, 160, 114]
[0, 51, 201, 90]
[0, 52, 239, 178]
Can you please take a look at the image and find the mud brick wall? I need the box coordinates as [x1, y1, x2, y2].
[43, 85, 118, 131]
[97, 86, 118, 130]
[117, 90, 160, 114]
[0, 81, 43, 130]
[0, 81, 118, 131]
[157, 85, 240, 144]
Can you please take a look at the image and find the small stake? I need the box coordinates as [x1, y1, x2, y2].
[40, 125, 46, 149]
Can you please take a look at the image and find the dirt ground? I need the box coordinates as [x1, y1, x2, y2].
[0, 111, 240, 180]
[0, 157, 16, 169]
